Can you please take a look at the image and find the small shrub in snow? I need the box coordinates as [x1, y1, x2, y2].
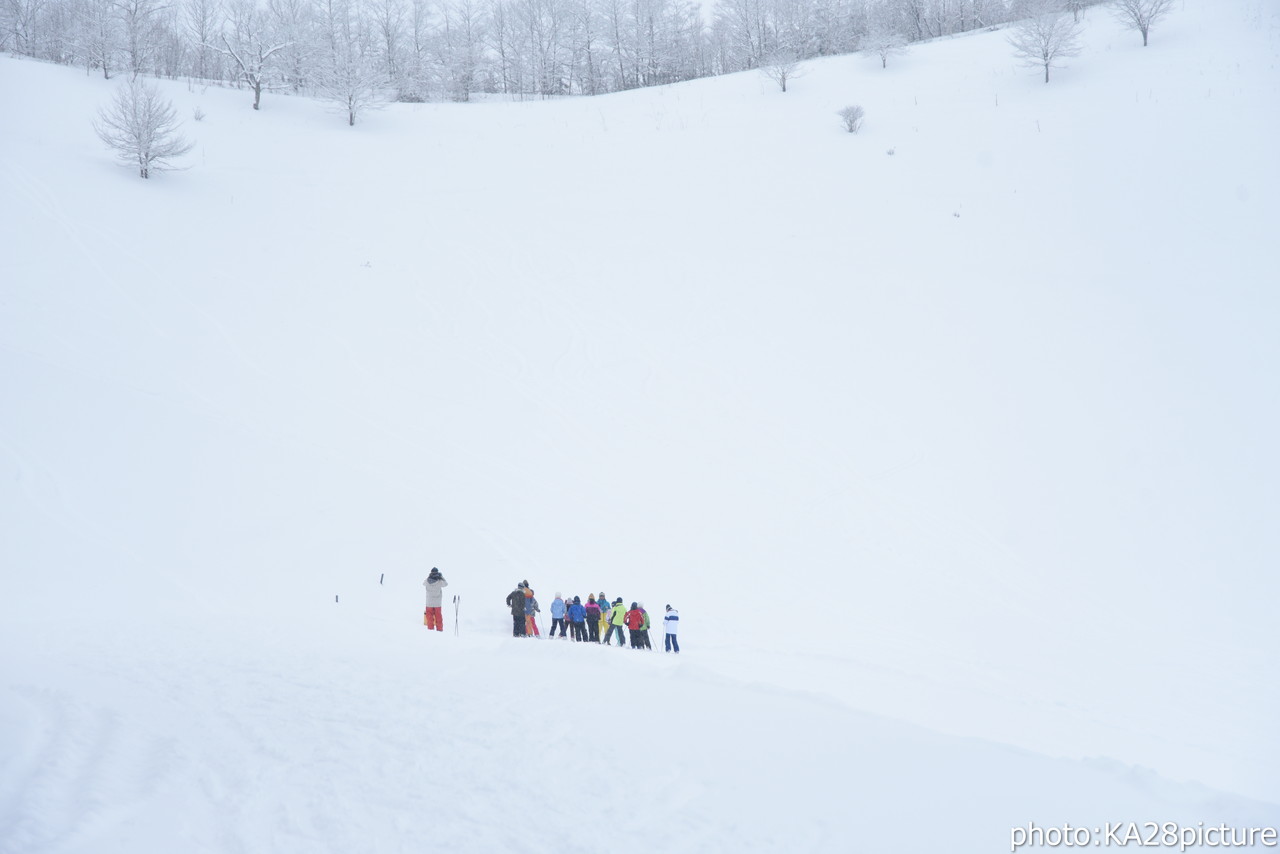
[837, 105, 866, 133]
[94, 78, 193, 178]
[193, 106, 206, 121]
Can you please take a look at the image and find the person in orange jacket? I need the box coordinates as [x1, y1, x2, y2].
[522, 581, 541, 637]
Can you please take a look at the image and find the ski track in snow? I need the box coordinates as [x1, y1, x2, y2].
[0, 687, 181, 854]
[3, 617, 1279, 854]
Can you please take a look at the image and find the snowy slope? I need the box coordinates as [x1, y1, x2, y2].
[2, 0, 1279, 850]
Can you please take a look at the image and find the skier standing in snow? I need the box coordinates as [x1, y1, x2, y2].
[625, 602, 644, 649]
[663, 605, 680, 653]
[568, 595, 587, 641]
[584, 595, 602, 643]
[422, 567, 449, 631]
[597, 592, 611, 639]
[523, 582, 541, 637]
[506, 583, 528, 637]
[550, 593, 568, 638]
[638, 603, 652, 650]
[603, 598, 628, 646]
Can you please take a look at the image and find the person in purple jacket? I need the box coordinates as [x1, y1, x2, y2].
[584, 595, 603, 643]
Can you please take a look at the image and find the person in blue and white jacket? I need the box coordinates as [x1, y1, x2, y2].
[663, 605, 680, 653]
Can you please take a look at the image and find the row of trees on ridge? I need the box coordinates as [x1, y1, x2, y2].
[4, 0, 1173, 106]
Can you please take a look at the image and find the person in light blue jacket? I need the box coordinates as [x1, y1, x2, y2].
[550, 593, 568, 638]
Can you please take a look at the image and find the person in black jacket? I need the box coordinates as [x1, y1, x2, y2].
[506, 583, 528, 637]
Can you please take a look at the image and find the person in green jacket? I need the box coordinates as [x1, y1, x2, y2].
[638, 604, 652, 650]
[602, 597, 627, 646]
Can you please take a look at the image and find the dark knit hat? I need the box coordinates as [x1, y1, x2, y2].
[574, 596, 581, 603]
[630, 601, 638, 609]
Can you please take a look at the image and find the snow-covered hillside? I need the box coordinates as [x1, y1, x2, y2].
[2, 1, 1279, 851]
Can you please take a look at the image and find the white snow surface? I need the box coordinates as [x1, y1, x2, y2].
[2, 1, 1279, 851]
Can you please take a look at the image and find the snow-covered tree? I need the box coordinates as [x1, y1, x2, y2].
[439, 0, 485, 101]
[712, 0, 767, 70]
[864, 18, 906, 68]
[212, 0, 291, 108]
[94, 76, 193, 177]
[368, 0, 404, 81]
[77, 0, 122, 77]
[1008, 1, 1081, 83]
[759, 47, 801, 90]
[184, 0, 223, 78]
[315, 45, 385, 122]
[3, 0, 49, 56]
[1111, 0, 1172, 46]
[266, 0, 314, 91]
[569, 0, 602, 94]
[110, 0, 167, 76]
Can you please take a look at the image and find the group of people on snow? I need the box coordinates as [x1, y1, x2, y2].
[505, 580, 680, 653]
[422, 571, 681, 652]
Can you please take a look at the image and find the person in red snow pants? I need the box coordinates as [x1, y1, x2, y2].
[423, 567, 448, 632]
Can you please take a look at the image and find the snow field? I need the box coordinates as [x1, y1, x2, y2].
[2, 0, 1279, 849]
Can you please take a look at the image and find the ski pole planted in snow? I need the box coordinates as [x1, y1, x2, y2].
[453, 595, 460, 636]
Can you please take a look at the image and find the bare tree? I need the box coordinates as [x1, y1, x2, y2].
[439, 0, 484, 101]
[759, 48, 801, 92]
[94, 77, 193, 177]
[211, 0, 290, 109]
[183, 0, 223, 79]
[1111, 0, 1172, 46]
[266, 0, 313, 91]
[112, 0, 171, 77]
[1008, 2, 1081, 83]
[315, 46, 386, 124]
[368, 0, 404, 82]
[3, 0, 49, 55]
[864, 19, 906, 68]
[78, 0, 121, 78]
